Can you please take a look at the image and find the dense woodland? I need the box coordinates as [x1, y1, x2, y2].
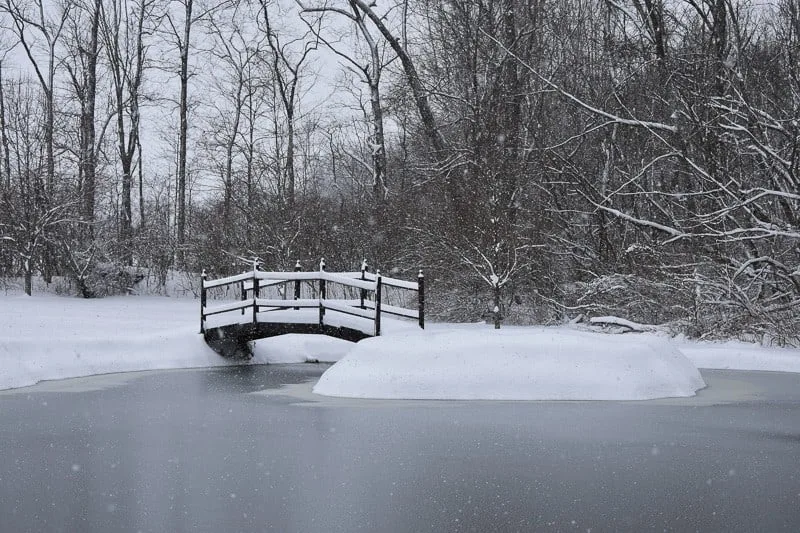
[1, 0, 799, 342]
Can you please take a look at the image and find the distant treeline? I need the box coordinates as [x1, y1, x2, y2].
[0, 0, 798, 343]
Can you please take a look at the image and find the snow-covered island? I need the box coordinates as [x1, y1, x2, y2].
[313, 328, 705, 400]
[2, 294, 800, 399]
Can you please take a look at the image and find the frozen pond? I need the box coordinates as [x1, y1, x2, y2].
[1, 365, 799, 532]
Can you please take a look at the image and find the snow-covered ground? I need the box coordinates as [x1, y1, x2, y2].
[0, 295, 232, 391]
[1, 294, 799, 398]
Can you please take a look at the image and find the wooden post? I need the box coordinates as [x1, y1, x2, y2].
[418, 269, 425, 329]
[374, 270, 382, 336]
[200, 269, 207, 334]
[294, 260, 301, 310]
[252, 260, 259, 325]
[240, 280, 246, 315]
[360, 259, 368, 309]
[319, 258, 326, 326]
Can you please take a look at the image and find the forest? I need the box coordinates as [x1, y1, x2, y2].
[0, 0, 799, 343]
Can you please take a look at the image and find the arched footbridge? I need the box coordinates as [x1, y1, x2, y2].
[200, 260, 424, 357]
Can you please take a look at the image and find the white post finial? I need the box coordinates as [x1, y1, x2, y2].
[361, 258, 368, 272]
[320, 257, 326, 271]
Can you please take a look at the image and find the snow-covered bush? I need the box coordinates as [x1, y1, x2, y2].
[80, 263, 145, 297]
[561, 273, 694, 327]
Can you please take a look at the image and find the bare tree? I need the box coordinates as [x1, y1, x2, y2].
[298, 0, 394, 211]
[164, 0, 194, 257]
[161, 0, 233, 262]
[484, 0, 800, 337]
[63, 0, 103, 236]
[204, 6, 266, 238]
[0, 59, 10, 190]
[1, 0, 73, 284]
[257, 0, 319, 209]
[348, 0, 444, 155]
[0, 79, 74, 295]
[1, 0, 71, 196]
[101, 0, 154, 262]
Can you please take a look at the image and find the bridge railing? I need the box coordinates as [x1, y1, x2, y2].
[200, 261, 424, 338]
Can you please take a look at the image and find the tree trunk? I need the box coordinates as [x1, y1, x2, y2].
[138, 138, 145, 229]
[493, 283, 501, 329]
[223, 84, 242, 236]
[80, 0, 101, 237]
[285, 108, 295, 208]
[177, 0, 193, 260]
[0, 62, 9, 189]
[370, 77, 387, 208]
[44, 86, 54, 197]
[120, 154, 133, 263]
[24, 263, 32, 296]
[245, 106, 254, 246]
[42, 67, 55, 284]
[113, 41, 136, 264]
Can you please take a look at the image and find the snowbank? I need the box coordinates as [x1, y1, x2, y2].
[0, 295, 347, 391]
[0, 330, 232, 390]
[0, 295, 231, 390]
[679, 340, 800, 373]
[313, 328, 707, 400]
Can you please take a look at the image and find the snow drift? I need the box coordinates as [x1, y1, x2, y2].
[250, 334, 352, 364]
[313, 327, 707, 400]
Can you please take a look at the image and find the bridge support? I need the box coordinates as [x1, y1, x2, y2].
[418, 270, 425, 329]
[319, 258, 326, 326]
[294, 261, 301, 310]
[374, 271, 382, 336]
[200, 269, 207, 334]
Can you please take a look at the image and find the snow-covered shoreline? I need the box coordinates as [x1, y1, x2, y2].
[0, 294, 354, 391]
[2, 294, 799, 397]
[0, 295, 231, 390]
